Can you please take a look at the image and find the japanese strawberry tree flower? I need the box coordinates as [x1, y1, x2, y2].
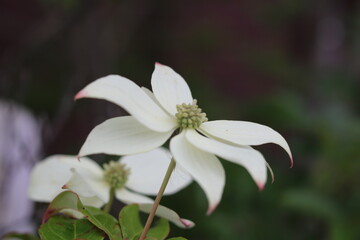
[25, 148, 194, 240]
[28, 148, 193, 228]
[3, 63, 293, 240]
[73, 63, 293, 240]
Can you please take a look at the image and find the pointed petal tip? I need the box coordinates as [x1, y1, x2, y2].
[155, 62, 164, 66]
[206, 204, 218, 215]
[257, 181, 265, 191]
[289, 156, 294, 168]
[74, 90, 86, 100]
[179, 218, 195, 228]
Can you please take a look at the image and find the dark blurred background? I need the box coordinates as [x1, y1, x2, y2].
[0, 0, 359, 239]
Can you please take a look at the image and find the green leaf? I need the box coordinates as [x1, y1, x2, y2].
[167, 237, 188, 240]
[79, 205, 123, 240]
[129, 219, 169, 240]
[43, 191, 122, 240]
[42, 191, 82, 222]
[118, 204, 143, 239]
[1, 233, 39, 240]
[146, 218, 169, 240]
[39, 215, 105, 240]
[118, 204, 170, 240]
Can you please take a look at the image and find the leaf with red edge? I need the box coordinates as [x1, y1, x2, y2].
[42, 191, 81, 223]
[42, 191, 122, 240]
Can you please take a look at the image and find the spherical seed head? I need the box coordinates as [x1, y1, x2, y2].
[175, 99, 208, 129]
[103, 161, 130, 189]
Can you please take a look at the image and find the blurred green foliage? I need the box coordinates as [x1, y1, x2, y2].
[1, 0, 359, 239]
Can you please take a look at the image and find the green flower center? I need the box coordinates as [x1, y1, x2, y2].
[103, 161, 130, 189]
[175, 99, 208, 129]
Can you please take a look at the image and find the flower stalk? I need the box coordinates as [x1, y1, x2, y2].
[139, 158, 176, 240]
[103, 188, 115, 213]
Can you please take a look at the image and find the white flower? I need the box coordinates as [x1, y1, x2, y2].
[28, 148, 194, 228]
[75, 63, 293, 214]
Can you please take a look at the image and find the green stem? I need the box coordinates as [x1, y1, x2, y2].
[138, 158, 176, 240]
[103, 188, 115, 213]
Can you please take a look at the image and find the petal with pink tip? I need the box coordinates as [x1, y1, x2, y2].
[200, 120, 293, 167]
[170, 131, 225, 214]
[139, 204, 195, 228]
[121, 148, 192, 196]
[151, 63, 193, 115]
[78, 116, 174, 157]
[75, 75, 176, 132]
[185, 130, 267, 190]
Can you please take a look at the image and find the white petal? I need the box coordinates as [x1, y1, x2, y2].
[138, 204, 195, 228]
[28, 155, 103, 202]
[115, 188, 154, 204]
[141, 86, 173, 118]
[170, 131, 225, 214]
[79, 116, 174, 157]
[151, 63, 193, 115]
[60, 209, 84, 219]
[75, 74, 176, 132]
[64, 168, 109, 206]
[185, 130, 268, 190]
[78, 196, 105, 208]
[141, 87, 162, 107]
[200, 120, 293, 167]
[120, 148, 192, 196]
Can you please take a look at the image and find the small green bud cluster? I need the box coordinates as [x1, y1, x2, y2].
[103, 161, 130, 189]
[175, 99, 208, 129]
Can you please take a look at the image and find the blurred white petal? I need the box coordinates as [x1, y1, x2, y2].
[121, 148, 192, 196]
[28, 155, 79, 202]
[28, 155, 105, 205]
[115, 188, 154, 204]
[64, 169, 107, 207]
[139, 204, 195, 228]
